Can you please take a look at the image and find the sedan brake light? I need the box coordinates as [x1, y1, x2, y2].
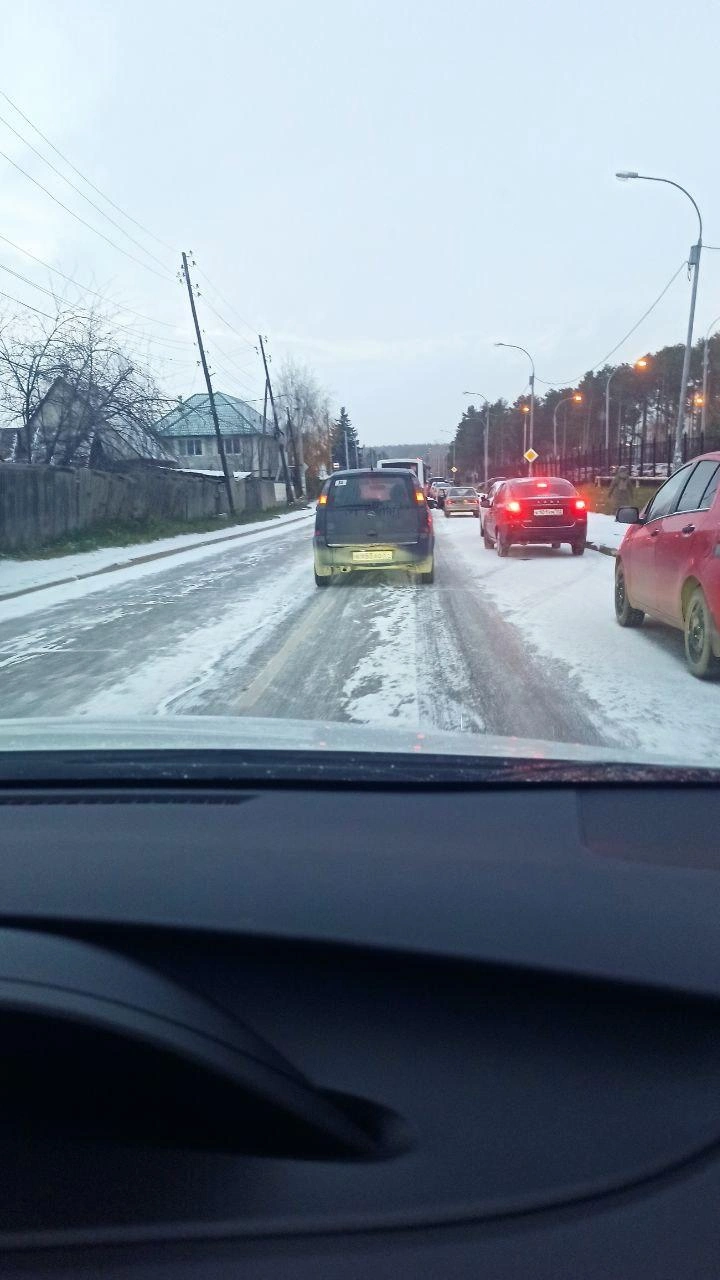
[574, 498, 586, 511]
[507, 500, 522, 514]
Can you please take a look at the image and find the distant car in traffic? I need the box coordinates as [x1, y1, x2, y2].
[443, 486, 479, 518]
[614, 452, 720, 678]
[478, 479, 505, 532]
[432, 481, 451, 510]
[314, 468, 435, 586]
[481, 477, 587, 556]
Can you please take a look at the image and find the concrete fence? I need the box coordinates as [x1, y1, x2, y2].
[0, 464, 281, 553]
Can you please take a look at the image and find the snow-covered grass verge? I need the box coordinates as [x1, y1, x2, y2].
[0, 507, 314, 602]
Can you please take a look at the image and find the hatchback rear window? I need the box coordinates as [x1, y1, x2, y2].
[328, 474, 414, 506]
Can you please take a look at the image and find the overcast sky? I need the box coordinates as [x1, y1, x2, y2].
[3, 0, 720, 445]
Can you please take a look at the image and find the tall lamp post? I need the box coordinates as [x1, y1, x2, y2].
[616, 172, 702, 469]
[495, 342, 535, 471]
[462, 392, 491, 485]
[552, 393, 583, 460]
[605, 357, 648, 458]
[700, 313, 720, 439]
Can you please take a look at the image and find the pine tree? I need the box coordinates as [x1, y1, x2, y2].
[332, 406, 360, 468]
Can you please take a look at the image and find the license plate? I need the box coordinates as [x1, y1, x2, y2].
[534, 507, 563, 516]
[352, 549, 393, 563]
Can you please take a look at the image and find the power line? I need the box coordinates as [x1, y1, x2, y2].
[195, 267, 259, 339]
[0, 232, 178, 325]
[0, 111, 170, 272]
[0, 88, 175, 254]
[0, 288, 56, 320]
[0, 262, 194, 356]
[535, 259, 687, 388]
[208, 334, 259, 377]
[200, 296, 259, 353]
[0, 147, 174, 282]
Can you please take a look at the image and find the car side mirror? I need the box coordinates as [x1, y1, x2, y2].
[481, 496, 490, 508]
[615, 506, 641, 524]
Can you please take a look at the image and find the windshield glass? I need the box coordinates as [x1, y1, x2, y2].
[1, 0, 719, 773]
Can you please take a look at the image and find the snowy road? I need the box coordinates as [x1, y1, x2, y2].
[1, 511, 717, 762]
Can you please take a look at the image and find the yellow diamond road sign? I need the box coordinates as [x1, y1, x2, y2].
[524, 448, 538, 463]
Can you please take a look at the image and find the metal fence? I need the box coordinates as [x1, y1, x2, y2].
[531, 431, 720, 485]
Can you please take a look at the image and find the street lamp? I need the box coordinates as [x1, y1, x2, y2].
[495, 342, 535, 471]
[462, 391, 491, 485]
[700, 313, 720, 438]
[604, 357, 648, 458]
[552, 393, 583, 460]
[616, 171, 702, 468]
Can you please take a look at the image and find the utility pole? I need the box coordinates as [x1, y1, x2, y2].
[285, 409, 302, 499]
[180, 253, 235, 515]
[344, 426, 350, 469]
[258, 380, 268, 478]
[258, 335, 293, 505]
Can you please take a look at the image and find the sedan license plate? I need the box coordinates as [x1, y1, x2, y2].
[534, 507, 563, 516]
[352, 549, 393, 563]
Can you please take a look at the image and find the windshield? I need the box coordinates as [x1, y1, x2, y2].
[1, 1, 719, 774]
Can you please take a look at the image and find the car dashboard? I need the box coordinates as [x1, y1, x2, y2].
[1, 755, 720, 1278]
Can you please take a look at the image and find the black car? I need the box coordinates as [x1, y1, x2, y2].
[482, 476, 588, 556]
[314, 469, 435, 585]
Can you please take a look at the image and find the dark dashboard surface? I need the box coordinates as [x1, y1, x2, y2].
[1, 774, 719, 1278]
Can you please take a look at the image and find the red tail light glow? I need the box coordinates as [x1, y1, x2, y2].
[536, 482, 548, 489]
[574, 499, 586, 511]
[507, 500, 522, 514]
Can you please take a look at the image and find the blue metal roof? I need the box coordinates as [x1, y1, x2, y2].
[154, 392, 266, 438]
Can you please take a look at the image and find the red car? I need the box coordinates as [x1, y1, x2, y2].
[481, 476, 587, 556]
[614, 452, 720, 678]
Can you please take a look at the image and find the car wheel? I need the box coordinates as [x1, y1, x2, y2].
[420, 564, 435, 585]
[614, 561, 644, 627]
[551, 542, 560, 550]
[314, 571, 331, 588]
[684, 586, 720, 679]
[571, 541, 586, 556]
[496, 529, 510, 558]
[473, 510, 479, 518]
[483, 527, 494, 549]
[443, 510, 450, 518]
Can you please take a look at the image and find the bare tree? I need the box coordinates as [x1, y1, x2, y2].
[275, 357, 333, 495]
[0, 303, 169, 467]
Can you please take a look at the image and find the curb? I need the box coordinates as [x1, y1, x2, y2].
[587, 540, 618, 558]
[0, 509, 314, 604]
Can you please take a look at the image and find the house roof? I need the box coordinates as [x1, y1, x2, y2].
[154, 392, 266, 438]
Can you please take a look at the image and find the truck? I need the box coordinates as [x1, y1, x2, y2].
[376, 457, 427, 490]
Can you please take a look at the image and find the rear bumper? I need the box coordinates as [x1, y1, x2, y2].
[505, 522, 586, 543]
[314, 541, 434, 576]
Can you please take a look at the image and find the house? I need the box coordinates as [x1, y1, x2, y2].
[13, 377, 174, 468]
[153, 392, 280, 477]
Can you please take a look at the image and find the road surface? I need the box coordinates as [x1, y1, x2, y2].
[1, 511, 717, 762]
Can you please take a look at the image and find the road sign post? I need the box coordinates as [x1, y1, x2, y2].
[524, 447, 538, 475]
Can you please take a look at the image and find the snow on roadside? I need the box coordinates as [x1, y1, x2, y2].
[0, 510, 314, 624]
[438, 516, 720, 765]
[586, 511, 627, 552]
[0, 507, 313, 599]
